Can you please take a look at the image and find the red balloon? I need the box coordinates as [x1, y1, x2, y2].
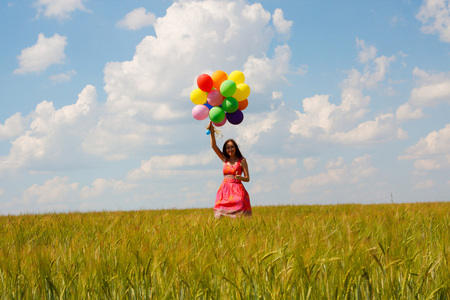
[197, 74, 213, 92]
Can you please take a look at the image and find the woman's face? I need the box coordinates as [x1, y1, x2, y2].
[225, 141, 236, 157]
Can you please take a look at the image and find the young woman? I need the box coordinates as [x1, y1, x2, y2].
[208, 122, 252, 218]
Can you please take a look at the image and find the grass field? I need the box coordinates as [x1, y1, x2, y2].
[1, 202, 449, 299]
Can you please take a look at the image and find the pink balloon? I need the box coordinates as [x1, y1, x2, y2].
[207, 90, 224, 107]
[192, 105, 209, 120]
[213, 117, 227, 127]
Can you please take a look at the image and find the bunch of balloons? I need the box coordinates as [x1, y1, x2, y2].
[190, 70, 250, 130]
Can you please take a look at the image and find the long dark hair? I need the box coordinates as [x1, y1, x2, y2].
[223, 139, 244, 160]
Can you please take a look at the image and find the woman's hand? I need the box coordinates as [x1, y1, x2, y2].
[208, 121, 214, 132]
[235, 171, 245, 181]
[235, 160, 250, 182]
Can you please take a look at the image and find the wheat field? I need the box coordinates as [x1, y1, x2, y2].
[1, 203, 449, 299]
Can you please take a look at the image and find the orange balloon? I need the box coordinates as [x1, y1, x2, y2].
[211, 70, 228, 90]
[238, 99, 248, 111]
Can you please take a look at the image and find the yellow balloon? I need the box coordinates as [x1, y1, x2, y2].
[190, 88, 207, 105]
[228, 70, 245, 85]
[233, 83, 250, 101]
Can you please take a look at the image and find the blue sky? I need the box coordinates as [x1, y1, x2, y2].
[1, 0, 450, 215]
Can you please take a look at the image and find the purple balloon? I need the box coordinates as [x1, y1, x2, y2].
[226, 110, 244, 125]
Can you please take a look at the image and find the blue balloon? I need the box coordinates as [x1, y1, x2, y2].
[206, 130, 211, 135]
[204, 103, 213, 109]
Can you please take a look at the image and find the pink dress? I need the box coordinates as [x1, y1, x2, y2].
[214, 158, 252, 218]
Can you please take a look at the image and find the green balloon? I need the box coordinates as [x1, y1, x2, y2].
[220, 80, 237, 98]
[222, 97, 239, 113]
[209, 106, 225, 123]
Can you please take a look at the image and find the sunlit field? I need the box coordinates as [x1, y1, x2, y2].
[1, 203, 449, 299]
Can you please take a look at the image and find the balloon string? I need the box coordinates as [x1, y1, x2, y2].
[205, 123, 223, 140]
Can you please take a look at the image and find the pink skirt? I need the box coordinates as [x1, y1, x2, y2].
[214, 178, 252, 218]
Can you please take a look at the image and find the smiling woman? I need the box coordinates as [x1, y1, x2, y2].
[208, 122, 252, 218]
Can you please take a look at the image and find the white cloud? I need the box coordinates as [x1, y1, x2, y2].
[396, 103, 425, 121]
[399, 123, 450, 171]
[14, 33, 67, 74]
[116, 7, 157, 30]
[356, 38, 377, 63]
[390, 15, 405, 27]
[242, 2, 272, 24]
[291, 101, 406, 145]
[295, 64, 308, 76]
[332, 113, 408, 144]
[356, 55, 396, 89]
[326, 157, 344, 169]
[80, 178, 136, 199]
[81, 112, 154, 161]
[251, 154, 297, 174]
[413, 159, 442, 171]
[410, 68, 450, 107]
[417, 0, 450, 42]
[104, 0, 276, 115]
[411, 81, 450, 105]
[272, 91, 283, 99]
[22, 176, 79, 204]
[272, 8, 292, 36]
[290, 94, 337, 138]
[290, 39, 403, 145]
[303, 157, 320, 171]
[49, 69, 76, 83]
[236, 111, 278, 147]
[396, 67, 450, 123]
[103, 0, 280, 115]
[279, 158, 297, 167]
[250, 178, 278, 194]
[0, 85, 98, 172]
[291, 164, 344, 194]
[34, 0, 90, 20]
[349, 155, 377, 183]
[243, 44, 291, 93]
[291, 155, 377, 195]
[414, 179, 436, 190]
[400, 124, 450, 160]
[0, 113, 28, 140]
[127, 153, 214, 180]
[96, 1, 291, 160]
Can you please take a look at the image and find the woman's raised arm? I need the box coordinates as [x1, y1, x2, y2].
[209, 122, 225, 161]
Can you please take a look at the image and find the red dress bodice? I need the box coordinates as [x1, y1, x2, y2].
[223, 159, 243, 176]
